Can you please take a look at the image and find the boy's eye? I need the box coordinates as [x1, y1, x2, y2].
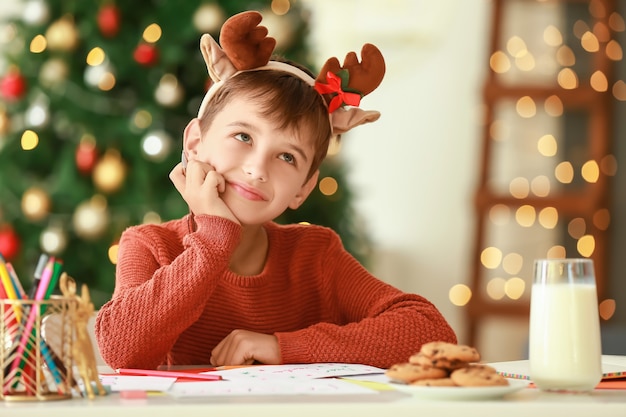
[234, 133, 251, 143]
[280, 153, 295, 164]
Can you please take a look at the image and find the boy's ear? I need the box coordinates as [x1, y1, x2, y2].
[183, 118, 203, 159]
[289, 170, 319, 210]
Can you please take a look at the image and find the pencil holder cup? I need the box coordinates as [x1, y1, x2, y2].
[1, 296, 74, 401]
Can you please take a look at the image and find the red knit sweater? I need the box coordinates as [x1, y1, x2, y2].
[95, 215, 456, 370]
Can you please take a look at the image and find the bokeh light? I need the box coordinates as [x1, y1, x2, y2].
[449, 284, 472, 306]
[143, 23, 162, 43]
[502, 252, 523, 275]
[30, 34, 46, 53]
[504, 277, 525, 300]
[599, 299, 616, 321]
[481, 247, 502, 269]
[515, 205, 536, 227]
[319, 177, 338, 196]
[21, 130, 39, 150]
[537, 134, 558, 156]
[555, 161, 574, 183]
[577, 235, 595, 257]
[538, 207, 558, 229]
[581, 160, 600, 183]
[486, 278, 506, 300]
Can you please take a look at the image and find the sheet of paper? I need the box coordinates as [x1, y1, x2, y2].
[602, 355, 626, 377]
[343, 372, 393, 384]
[168, 378, 379, 397]
[98, 363, 386, 395]
[208, 363, 385, 381]
[99, 374, 176, 392]
[491, 355, 626, 380]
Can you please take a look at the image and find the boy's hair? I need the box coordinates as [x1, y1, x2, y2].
[199, 68, 332, 180]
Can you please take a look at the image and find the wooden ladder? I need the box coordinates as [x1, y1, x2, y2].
[467, 0, 618, 349]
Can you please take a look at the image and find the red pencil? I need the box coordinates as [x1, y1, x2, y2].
[116, 368, 223, 381]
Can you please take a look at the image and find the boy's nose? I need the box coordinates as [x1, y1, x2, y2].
[243, 154, 268, 182]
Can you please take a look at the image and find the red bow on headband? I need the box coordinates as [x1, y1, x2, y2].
[314, 71, 362, 113]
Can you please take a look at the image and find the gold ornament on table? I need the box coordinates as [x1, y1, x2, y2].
[59, 273, 106, 400]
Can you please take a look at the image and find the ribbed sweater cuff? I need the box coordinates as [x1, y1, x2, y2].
[275, 332, 311, 364]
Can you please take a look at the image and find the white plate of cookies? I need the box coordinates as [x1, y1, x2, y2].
[389, 378, 528, 400]
[385, 342, 529, 400]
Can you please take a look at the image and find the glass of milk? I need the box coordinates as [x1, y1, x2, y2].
[528, 258, 602, 392]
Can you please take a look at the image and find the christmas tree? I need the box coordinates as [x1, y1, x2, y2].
[0, 0, 369, 307]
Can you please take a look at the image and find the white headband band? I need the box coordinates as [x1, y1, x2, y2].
[196, 61, 317, 119]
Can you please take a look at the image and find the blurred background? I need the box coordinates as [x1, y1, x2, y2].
[0, 0, 624, 362]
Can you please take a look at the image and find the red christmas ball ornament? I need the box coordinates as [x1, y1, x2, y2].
[0, 224, 21, 261]
[75, 138, 99, 175]
[0, 70, 27, 101]
[97, 4, 121, 38]
[133, 43, 159, 67]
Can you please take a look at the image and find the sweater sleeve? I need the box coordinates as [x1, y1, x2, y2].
[95, 215, 241, 369]
[275, 231, 457, 369]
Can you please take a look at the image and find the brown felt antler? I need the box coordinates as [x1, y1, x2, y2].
[316, 44, 385, 97]
[220, 11, 276, 70]
[199, 11, 274, 86]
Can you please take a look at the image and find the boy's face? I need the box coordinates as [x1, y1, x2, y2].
[185, 96, 319, 225]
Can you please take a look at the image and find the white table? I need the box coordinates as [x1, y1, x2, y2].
[2, 385, 626, 417]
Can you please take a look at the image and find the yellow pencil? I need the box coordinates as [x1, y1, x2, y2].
[0, 259, 22, 322]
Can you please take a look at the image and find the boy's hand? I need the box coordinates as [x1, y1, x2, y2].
[170, 159, 239, 224]
[210, 329, 281, 366]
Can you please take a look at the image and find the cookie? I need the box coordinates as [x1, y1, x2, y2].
[411, 377, 457, 387]
[450, 364, 509, 387]
[409, 352, 468, 370]
[419, 342, 481, 363]
[385, 362, 448, 384]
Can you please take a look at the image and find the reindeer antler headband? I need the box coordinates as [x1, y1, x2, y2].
[197, 11, 386, 136]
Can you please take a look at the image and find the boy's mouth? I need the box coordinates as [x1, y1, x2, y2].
[228, 181, 268, 201]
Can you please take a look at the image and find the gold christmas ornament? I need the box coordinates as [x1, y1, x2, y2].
[45, 16, 79, 51]
[39, 58, 69, 86]
[154, 73, 184, 107]
[72, 195, 109, 240]
[21, 186, 51, 221]
[92, 149, 126, 193]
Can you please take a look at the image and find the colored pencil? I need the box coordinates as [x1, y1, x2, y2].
[116, 368, 223, 381]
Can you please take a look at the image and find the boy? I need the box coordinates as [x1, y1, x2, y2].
[95, 11, 456, 370]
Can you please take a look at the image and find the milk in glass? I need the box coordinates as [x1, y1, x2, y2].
[528, 259, 602, 392]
